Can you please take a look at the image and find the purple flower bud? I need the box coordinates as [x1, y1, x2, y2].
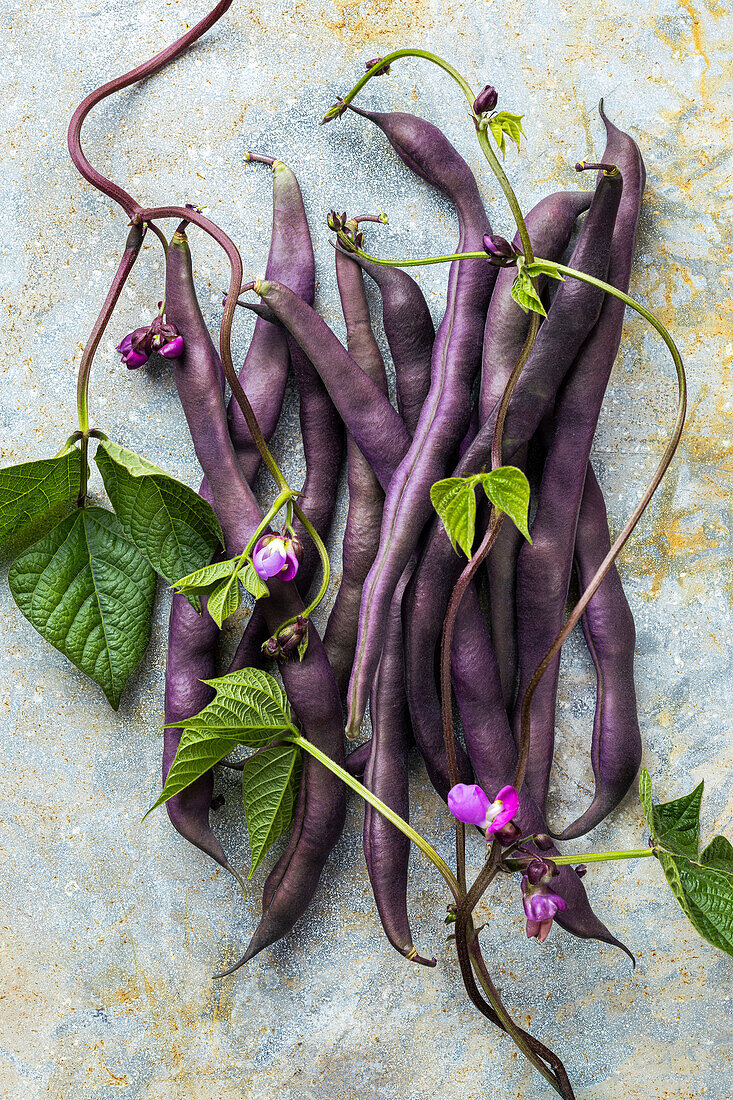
[365, 57, 391, 76]
[124, 348, 149, 370]
[252, 535, 300, 582]
[575, 864, 587, 879]
[327, 210, 346, 232]
[534, 833, 554, 851]
[277, 615, 307, 657]
[493, 820, 522, 846]
[158, 334, 185, 359]
[483, 234, 522, 267]
[473, 84, 498, 115]
[262, 636, 280, 658]
[447, 784, 491, 827]
[521, 864, 568, 943]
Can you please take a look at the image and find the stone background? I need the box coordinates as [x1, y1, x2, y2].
[1, 0, 731, 1096]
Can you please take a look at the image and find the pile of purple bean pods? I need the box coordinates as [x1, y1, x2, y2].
[56, 5, 691, 1096]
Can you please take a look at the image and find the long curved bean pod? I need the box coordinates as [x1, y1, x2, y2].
[343, 250, 435, 433]
[345, 738, 373, 778]
[346, 108, 496, 737]
[404, 180, 618, 795]
[365, 568, 436, 967]
[559, 464, 640, 838]
[323, 244, 388, 696]
[165, 232, 345, 968]
[228, 157, 313, 485]
[404, 169, 623, 799]
[451, 585, 632, 960]
[513, 113, 643, 812]
[254, 279, 411, 491]
[164, 161, 309, 870]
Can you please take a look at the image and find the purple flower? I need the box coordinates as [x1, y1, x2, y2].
[483, 234, 522, 268]
[117, 325, 151, 369]
[252, 535, 299, 582]
[447, 782, 519, 834]
[473, 84, 498, 115]
[158, 334, 185, 359]
[521, 857, 568, 943]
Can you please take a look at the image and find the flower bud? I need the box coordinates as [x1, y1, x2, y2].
[473, 84, 498, 115]
[365, 57, 391, 76]
[534, 833, 554, 851]
[575, 864, 587, 879]
[327, 210, 347, 233]
[158, 335, 185, 359]
[277, 615, 307, 657]
[493, 820, 522, 846]
[483, 234, 522, 267]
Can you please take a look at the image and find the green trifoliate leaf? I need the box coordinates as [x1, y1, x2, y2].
[147, 668, 295, 816]
[478, 467, 532, 543]
[242, 744, 302, 876]
[0, 451, 82, 550]
[488, 111, 525, 157]
[640, 769, 733, 958]
[206, 573, 243, 628]
[510, 267, 546, 317]
[8, 506, 155, 708]
[173, 557, 269, 616]
[94, 439, 224, 600]
[430, 476, 478, 558]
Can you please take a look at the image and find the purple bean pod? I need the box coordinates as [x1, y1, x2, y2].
[513, 112, 643, 813]
[345, 738, 373, 778]
[451, 585, 633, 961]
[254, 279, 411, 491]
[345, 107, 496, 738]
[558, 464, 641, 839]
[165, 232, 345, 969]
[404, 171, 624, 799]
[341, 250, 435, 434]
[364, 567, 436, 967]
[322, 244, 388, 696]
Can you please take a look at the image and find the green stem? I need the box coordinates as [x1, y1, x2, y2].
[552, 848, 654, 866]
[322, 48, 475, 123]
[284, 731, 461, 902]
[267, 501, 332, 639]
[475, 129, 534, 262]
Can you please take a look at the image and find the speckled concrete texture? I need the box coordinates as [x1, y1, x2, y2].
[1, 0, 731, 1097]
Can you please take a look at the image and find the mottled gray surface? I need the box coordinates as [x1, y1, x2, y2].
[1, 0, 732, 1096]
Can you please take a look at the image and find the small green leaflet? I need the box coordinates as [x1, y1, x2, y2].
[0, 450, 81, 550]
[147, 668, 295, 815]
[9, 506, 155, 709]
[242, 744, 302, 876]
[488, 111, 525, 158]
[94, 439, 224, 604]
[430, 467, 532, 558]
[173, 557, 269, 604]
[524, 260, 565, 282]
[207, 574, 242, 628]
[640, 768, 733, 958]
[510, 267, 546, 317]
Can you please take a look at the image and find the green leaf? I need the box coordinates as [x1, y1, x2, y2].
[640, 771, 733, 958]
[242, 744, 302, 876]
[206, 573, 242, 628]
[656, 850, 733, 958]
[0, 451, 82, 550]
[701, 836, 733, 880]
[172, 558, 238, 594]
[147, 668, 295, 815]
[524, 260, 565, 282]
[510, 267, 546, 317]
[430, 476, 478, 558]
[488, 111, 525, 158]
[478, 467, 532, 542]
[8, 506, 155, 708]
[94, 439, 224, 598]
[169, 667, 293, 744]
[240, 559, 270, 600]
[652, 780, 704, 860]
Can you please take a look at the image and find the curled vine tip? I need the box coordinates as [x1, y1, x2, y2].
[320, 97, 347, 124]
